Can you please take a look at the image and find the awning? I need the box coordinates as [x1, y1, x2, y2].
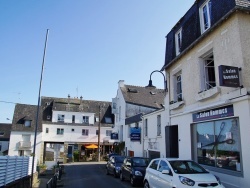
[85, 144, 98, 149]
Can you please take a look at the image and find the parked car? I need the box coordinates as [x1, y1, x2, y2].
[105, 153, 119, 168]
[120, 157, 150, 187]
[106, 155, 126, 178]
[144, 158, 225, 188]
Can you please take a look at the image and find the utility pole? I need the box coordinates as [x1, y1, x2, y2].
[97, 105, 101, 162]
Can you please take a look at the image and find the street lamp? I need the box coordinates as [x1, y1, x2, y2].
[146, 70, 168, 92]
[97, 104, 105, 162]
[30, 29, 49, 188]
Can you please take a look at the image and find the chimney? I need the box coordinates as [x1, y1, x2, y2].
[118, 80, 125, 88]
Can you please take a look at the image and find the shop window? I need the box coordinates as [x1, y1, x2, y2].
[199, 0, 212, 33]
[194, 118, 241, 173]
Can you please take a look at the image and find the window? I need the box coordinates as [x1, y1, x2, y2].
[194, 118, 241, 172]
[158, 160, 171, 172]
[58, 114, 65, 122]
[175, 28, 182, 55]
[149, 159, 160, 170]
[72, 115, 75, 123]
[128, 124, 131, 138]
[157, 115, 161, 136]
[47, 115, 51, 120]
[96, 130, 99, 135]
[72, 129, 74, 132]
[106, 130, 112, 136]
[82, 129, 89, 136]
[200, 0, 212, 33]
[105, 117, 112, 123]
[201, 53, 216, 90]
[0, 132, 4, 136]
[82, 116, 89, 123]
[57, 128, 64, 135]
[24, 120, 31, 127]
[46, 128, 49, 133]
[144, 119, 148, 137]
[176, 73, 182, 101]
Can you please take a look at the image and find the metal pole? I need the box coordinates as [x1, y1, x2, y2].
[30, 29, 49, 188]
[98, 105, 101, 162]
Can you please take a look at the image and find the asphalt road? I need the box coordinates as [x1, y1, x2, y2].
[62, 162, 143, 188]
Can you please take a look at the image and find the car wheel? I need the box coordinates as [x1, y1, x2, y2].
[106, 168, 109, 175]
[120, 172, 124, 181]
[130, 176, 135, 187]
[144, 181, 150, 188]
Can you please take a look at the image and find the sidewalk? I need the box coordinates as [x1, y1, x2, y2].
[33, 169, 65, 188]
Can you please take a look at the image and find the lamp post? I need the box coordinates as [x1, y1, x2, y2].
[30, 29, 49, 188]
[146, 70, 168, 92]
[98, 105, 101, 162]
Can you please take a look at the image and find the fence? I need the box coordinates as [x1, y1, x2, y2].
[0, 156, 37, 187]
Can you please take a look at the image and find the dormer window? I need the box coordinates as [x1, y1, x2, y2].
[83, 116, 89, 123]
[200, 0, 212, 33]
[105, 117, 112, 124]
[0, 132, 4, 136]
[24, 120, 31, 127]
[58, 114, 65, 122]
[175, 28, 182, 55]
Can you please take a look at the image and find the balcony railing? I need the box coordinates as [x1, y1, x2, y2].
[18, 141, 31, 149]
[148, 142, 159, 150]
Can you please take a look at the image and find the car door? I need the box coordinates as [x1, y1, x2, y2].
[156, 160, 172, 188]
[124, 158, 132, 180]
[146, 159, 160, 188]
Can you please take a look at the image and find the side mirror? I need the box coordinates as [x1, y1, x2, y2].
[162, 169, 170, 175]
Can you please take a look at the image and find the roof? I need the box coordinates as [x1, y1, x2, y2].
[11, 104, 42, 132]
[162, 0, 250, 70]
[125, 113, 143, 125]
[41, 96, 114, 126]
[0, 123, 11, 141]
[120, 84, 165, 109]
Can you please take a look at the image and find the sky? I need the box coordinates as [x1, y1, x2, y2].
[0, 0, 194, 123]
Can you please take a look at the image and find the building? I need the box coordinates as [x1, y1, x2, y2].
[162, 0, 250, 187]
[0, 123, 11, 155]
[112, 80, 165, 157]
[8, 96, 114, 168]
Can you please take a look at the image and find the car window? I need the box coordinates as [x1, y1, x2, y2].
[149, 159, 159, 170]
[115, 156, 125, 163]
[158, 160, 170, 172]
[132, 158, 149, 167]
[169, 160, 208, 174]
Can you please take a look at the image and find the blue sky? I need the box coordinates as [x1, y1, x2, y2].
[0, 0, 194, 123]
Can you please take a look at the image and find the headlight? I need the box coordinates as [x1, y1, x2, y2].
[179, 176, 195, 186]
[215, 175, 222, 185]
[134, 170, 143, 176]
[115, 167, 120, 172]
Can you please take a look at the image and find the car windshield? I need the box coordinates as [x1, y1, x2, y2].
[132, 158, 149, 167]
[169, 160, 208, 174]
[115, 156, 125, 163]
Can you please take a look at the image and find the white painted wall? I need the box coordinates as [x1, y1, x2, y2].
[8, 131, 42, 163]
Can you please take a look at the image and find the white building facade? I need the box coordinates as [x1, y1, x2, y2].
[162, 0, 250, 187]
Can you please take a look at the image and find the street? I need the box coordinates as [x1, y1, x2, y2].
[62, 162, 143, 188]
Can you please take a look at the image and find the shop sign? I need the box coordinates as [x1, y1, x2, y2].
[219, 65, 240, 87]
[111, 132, 119, 140]
[192, 105, 234, 122]
[130, 127, 141, 141]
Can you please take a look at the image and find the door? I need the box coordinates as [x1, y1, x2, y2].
[156, 160, 172, 188]
[165, 125, 179, 158]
